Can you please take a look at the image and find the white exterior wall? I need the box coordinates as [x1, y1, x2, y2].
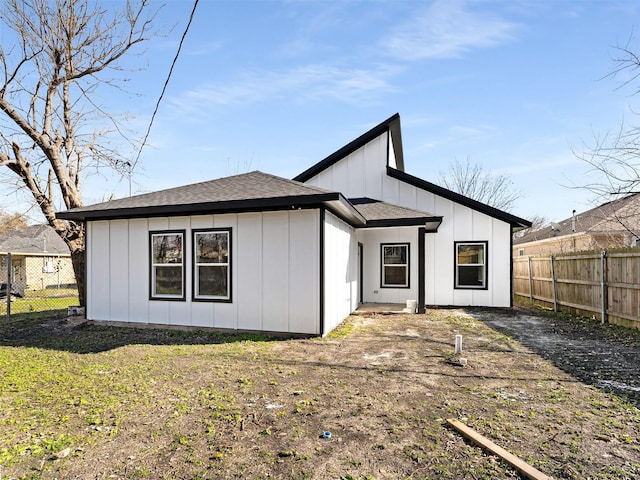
[305, 132, 390, 199]
[356, 227, 419, 305]
[304, 133, 513, 308]
[323, 210, 358, 335]
[86, 210, 320, 334]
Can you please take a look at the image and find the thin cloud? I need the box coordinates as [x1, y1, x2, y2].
[187, 41, 224, 56]
[505, 153, 582, 177]
[169, 63, 398, 115]
[384, 0, 519, 61]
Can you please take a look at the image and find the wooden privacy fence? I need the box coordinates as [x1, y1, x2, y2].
[513, 251, 640, 329]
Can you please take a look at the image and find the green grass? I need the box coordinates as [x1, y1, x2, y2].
[1, 311, 639, 479]
[0, 327, 270, 476]
[0, 288, 79, 319]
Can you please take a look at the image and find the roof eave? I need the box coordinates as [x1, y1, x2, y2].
[358, 216, 442, 230]
[57, 193, 367, 226]
[293, 113, 402, 182]
[386, 167, 532, 229]
[323, 194, 367, 226]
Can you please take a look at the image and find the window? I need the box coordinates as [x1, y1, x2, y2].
[381, 243, 409, 288]
[193, 229, 231, 301]
[42, 257, 57, 274]
[150, 231, 185, 300]
[518, 248, 525, 257]
[455, 241, 487, 289]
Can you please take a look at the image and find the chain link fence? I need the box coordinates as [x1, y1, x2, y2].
[1, 252, 80, 321]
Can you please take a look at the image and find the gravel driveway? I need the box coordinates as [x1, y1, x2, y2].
[468, 306, 640, 406]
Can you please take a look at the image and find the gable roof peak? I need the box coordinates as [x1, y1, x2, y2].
[294, 113, 403, 182]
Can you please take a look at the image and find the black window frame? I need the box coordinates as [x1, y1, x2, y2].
[149, 230, 186, 301]
[192, 228, 232, 302]
[454, 241, 488, 290]
[380, 243, 410, 289]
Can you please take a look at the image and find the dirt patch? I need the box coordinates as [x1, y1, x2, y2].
[470, 305, 640, 406]
[1, 309, 639, 479]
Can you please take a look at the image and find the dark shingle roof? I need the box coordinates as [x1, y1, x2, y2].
[57, 171, 365, 224]
[0, 225, 70, 255]
[514, 193, 640, 245]
[350, 198, 442, 230]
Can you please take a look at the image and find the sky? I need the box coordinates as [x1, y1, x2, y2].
[6, 0, 640, 223]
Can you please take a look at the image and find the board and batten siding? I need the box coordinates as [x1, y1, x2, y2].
[356, 227, 419, 305]
[384, 176, 512, 308]
[305, 131, 393, 200]
[86, 210, 321, 334]
[302, 133, 512, 308]
[322, 210, 359, 335]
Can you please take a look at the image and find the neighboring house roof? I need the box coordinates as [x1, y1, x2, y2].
[294, 113, 404, 182]
[0, 224, 70, 255]
[350, 198, 442, 230]
[514, 193, 640, 245]
[57, 171, 366, 225]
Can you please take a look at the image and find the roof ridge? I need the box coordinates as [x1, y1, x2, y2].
[293, 113, 401, 182]
[255, 170, 336, 194]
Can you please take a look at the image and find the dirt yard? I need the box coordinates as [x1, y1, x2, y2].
[1, 306, 639, 479]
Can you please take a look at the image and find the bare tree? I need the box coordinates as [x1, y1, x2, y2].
[574, 37, 640, 200]
[574, 121, 640, 201]
[0, 209, 28, 233]
[438, 157, 521, 211]
[512, 214, 548, 239]
[0, 0, 158, 304]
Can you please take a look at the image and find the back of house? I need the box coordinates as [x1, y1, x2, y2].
[58, 114, 530, 336]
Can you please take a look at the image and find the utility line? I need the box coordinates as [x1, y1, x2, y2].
[131, 0, 199, 178]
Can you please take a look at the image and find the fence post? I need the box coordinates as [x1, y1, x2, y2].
[601, 250, 607, 325]
[550, 255, 557, 312]
[527, 256, 533, 303]
[6, 252, 11, 321]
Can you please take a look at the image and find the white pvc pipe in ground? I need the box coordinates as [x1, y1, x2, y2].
[454, 334, 463, 354]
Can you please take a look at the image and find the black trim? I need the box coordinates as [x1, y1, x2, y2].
[510, 231, 514, 308]
[358, 217, 442, 229]
[319, 208, 325, 336]
[294, 113, 403, 182]
[386, 167, 531, 230]
[418, 228, 425, 314]
[349, 197, 442, 229]
[454, 241, 489, 290]
[192, 228, 232, 303]
[149, 230, 187, 301]
[59, 193, 347, 221]
[358, 242, 364, 304]
[82, 221, 88, 309]
[380, 243, 410, 289]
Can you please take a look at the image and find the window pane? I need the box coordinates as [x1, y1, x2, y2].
[196, 232, 228, 264]
[198, 265, 228, 297]
[384, 265, 407, 286]
[384, 245, 406, 264]
[153, 234, 183, 264]
[457, 266, 484, 287]
[457, 244, 483, 265]
[154, 266, 183, 295]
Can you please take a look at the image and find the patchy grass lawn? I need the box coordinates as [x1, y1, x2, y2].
[0, 309, 639, 479]
[0, 288, 79, 318]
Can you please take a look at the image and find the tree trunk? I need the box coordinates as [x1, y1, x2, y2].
[70, 245, 86, 308]
[56, 219, 86, 308]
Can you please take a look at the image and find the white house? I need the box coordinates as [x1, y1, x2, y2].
[58, 114, 531, 336]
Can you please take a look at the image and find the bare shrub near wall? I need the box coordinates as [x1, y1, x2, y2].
[1, 253, 79, 320]
[513, 250, 640, 329]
